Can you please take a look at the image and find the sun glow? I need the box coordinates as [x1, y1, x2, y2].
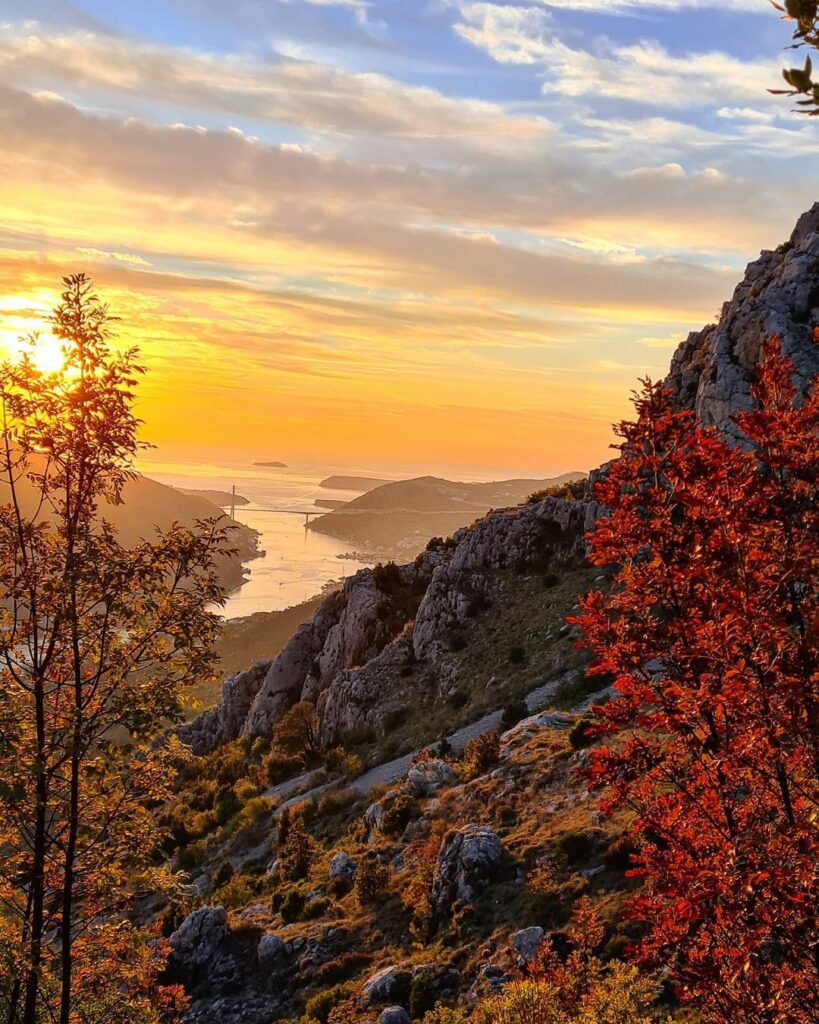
[30, 334, 65, 375]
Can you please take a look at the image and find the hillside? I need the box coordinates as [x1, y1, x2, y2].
[0, 471, 260, 593]
[164, 205, 819, 1024]
[306, 473, 585, 556]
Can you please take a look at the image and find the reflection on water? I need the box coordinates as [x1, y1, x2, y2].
[221, 507, 370, 617]
[137, 459, 372, 618]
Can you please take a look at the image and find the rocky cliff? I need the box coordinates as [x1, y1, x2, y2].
[179, 493, 597, 755]
[667, 202, 819, 440]
[181, 203, 819, 760]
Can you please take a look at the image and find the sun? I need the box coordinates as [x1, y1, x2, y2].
[30, 334, 65, 375]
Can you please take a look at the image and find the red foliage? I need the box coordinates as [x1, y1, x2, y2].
[572, 338, 819, 1023]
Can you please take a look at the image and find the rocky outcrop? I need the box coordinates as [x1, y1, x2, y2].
[178, 661, 271, 756]
[667, 203, 819, 442]
[511, 926, 545, 965]
[168, 906, 242, 997]
[432, 824, 504, 918]
[406, 759, 457, 797]
[182, 495, 589, 755]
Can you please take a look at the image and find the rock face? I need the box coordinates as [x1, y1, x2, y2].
[181, 495, 590, 755]
[361, 965, 409, 1005]
[667, 203, 819, 442]
[169, 906, 242, 996]
[432, 824, 504, 917]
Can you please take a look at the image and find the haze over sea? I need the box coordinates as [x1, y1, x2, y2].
[138, 457, 553, 620]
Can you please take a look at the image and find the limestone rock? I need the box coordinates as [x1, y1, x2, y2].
[511, 926, 545, 964]
[257, 934, 286, 973]
[169, 906, 241, 996]
[406, 758, 457, 797]
[432, 824, 504, 916]
[177, 661, 271, 755]
[328, 851, 357, 879]
[379, 1009, 411, 1024]
[667, 203, 819, 443]
[361, 965, 409, 1005]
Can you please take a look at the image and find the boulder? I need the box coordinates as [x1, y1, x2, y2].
[169, 906, 241, 996]
[406, 759, 457, 797]
[432, 824, 504, 917]
[379, 1009, 411, 1024]
[257, 933, 286, 972]
[511, 926, 545, 965]
[361, 965, 409, 1005]
[328, 850, 357, 879]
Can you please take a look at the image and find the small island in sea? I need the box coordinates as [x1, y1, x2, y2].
[319, 474, 393, 490]
[253, 460, 288, 468]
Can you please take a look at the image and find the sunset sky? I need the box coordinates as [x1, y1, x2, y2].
[0, 0, 817, 475]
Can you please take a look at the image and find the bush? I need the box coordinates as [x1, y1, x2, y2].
[448, 690, 469, 711]
[237, 796, 273, 831]
[264, 746, 305, 784]
[214, 873, 256, 910]
[568, 717, 595, 750]
[303, 894, 332, 920]
[373, 561, 404, 595]
[381, 792, 416, 836]
[234, 779, 258, 803]
[326, 873, 353, 898]
[508, 644, 526, 665]
[556, 828, 602, 865]
[214, 785, 242, 824]
[460, 731, 500, 779]
[278, 813, 318, 881]
[604, 833, 638, 872]
[274, 886, 305, 923]
[302, 982, 354, 1024]
[410, 971, 439, 1018]
[315, 951, 371, 985]
[211, 860, 234, 890]
[354, 854, 391, 906]
[501, 697, 528, 728]
[324, 746, 364, 780]
[420, 1009, 467, 1024]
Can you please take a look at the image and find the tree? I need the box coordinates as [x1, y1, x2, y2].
[272, 700, 321, 761]
[770, 0, 819, 113]
[573, 338, 818, 1023]
[0, 275, 230, 1024]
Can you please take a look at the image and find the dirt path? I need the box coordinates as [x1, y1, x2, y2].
[263, 669, 579, 815]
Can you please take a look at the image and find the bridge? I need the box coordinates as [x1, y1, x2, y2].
[228, 486, 321, 525]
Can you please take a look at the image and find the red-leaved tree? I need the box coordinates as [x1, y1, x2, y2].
[573, 337, 818, 1023]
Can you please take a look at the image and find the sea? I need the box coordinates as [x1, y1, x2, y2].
[138, 457, 556, 621]
[137, 459, 376, 619]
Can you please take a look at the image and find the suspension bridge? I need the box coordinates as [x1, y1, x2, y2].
[228, 485, 322, 525]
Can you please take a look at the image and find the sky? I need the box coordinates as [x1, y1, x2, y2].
[0, 0, 816, 477]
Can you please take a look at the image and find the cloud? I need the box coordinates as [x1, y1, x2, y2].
[0, 25, 547, 144]
[453, 4, 780, 110]
[76, 246, 152, 266]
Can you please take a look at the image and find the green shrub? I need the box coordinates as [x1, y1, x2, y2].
[556, 828, 603, 865]
[274, 886, 306, 923]
[420, 1008, 467, 1024]
[214, 873, 256, 910]
[214, 785, 241, 825]
[211, 860, 234, 890]
[234, 779, 258, 803]
[604, 833, 638, 872]
[278, 813, 317, 881]
[303, 894, 332, 920]
[237, 796, 273, 831]
[302, 982, 354, 1024]
[410, 971, 439, 1017]
[326, 873, 353, 898]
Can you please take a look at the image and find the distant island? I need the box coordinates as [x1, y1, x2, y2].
[254, 460, 288, 468]
[308, 473, 585, 556]
[314, 498, 348, 510]
[319, 475, 394, 491]
[179, 488, 250, 507]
